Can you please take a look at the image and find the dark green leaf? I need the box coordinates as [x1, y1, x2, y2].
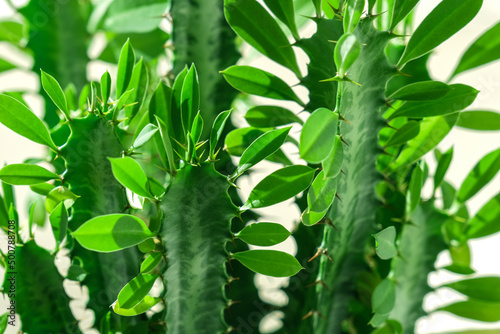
[190, 112, 204, 144]
[116, 39, 136, 98]
[73, 214, 155, 252]
[307, 171, 338, 213]
[236, 222, 291, 246]
[445, 277, 500, 302]
[323, 135, 343, 178]
[452, 21, 500, 77]
[221, 66, 303, 105]
[245, 105, 303, 127]
[155, 116, 177, 175]
[113, 296, 161, 316]
[242, 165, 316, 210]
[438, 299, 500, 322]
[300, 108, 339, 163]
[373, 226, 398, 260]
[209, 110, 232, 160]
[398, 0, 482, 66]
[466, 192, 500, 239]
[224, 0, 301, 76]
[388, 81, 450, 101]
[100, 70, 111, 105]
[0, 94, 58, 151]
[0, 164, 60, 185]
[343, 0, 364, 33]
[181, 65, 200, 134]
[41, 70, 69, 119]
[390, 0, 419, 30]
[140, 252, 163, 274]
[457, 111, 500, 131]
[263, 0, 299, 40]
[234, 127, 292, 178]
[49, 202, 68, 245]
[66, 264, 87, 282]
[434, 147, 453, 191]
[384, 121, 420, 148]
[109, 157, 153, 198]
[334, 33, 361, 78]
[372, 279, 396, 314]
[406, 162, 424, 215]
[390, 84, 478, 119]
[232, 250, 303, 277]
[457, 147, 500, 203]
[118, 274, 158, 309]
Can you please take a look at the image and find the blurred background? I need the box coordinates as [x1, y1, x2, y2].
[0, 0, 499, 333]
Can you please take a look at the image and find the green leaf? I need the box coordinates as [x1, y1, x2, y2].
[117, 274, 159, 309]
[390, 113, 458, 171]
[155, 116, 177, 175]
[301, 208, 328, 226]
[263, 0, 299, 40]
[373, 226, 398, 260]
[242, 165, 315, 210]
[101, 1, 168, 34]
[452, 21, 500, 77]
[434, 147, 453, 191]
[0, 94, 58, 151]
[224, 0, 301, 77]
[0, 164, 60, 185]
[406, 162, 424, 215]
[465, 192, 500, 239]
[307, 171, 338, 213]
[140, 252, 163, 274]
[41, 70, 69, 119]
[209, 110, 232, 160]
[457, 147, 500, 203]
[438, 299, 500, 322]
[181, 65, 200, 134]
[300, 108, 339, 163]
[66, 264, 87, 282]
[232, 250, 303, 277]
[190, 112, 204, 144]
[236, 222, 291, 246]
[72, 214, 155, 252]
[384, 121, 420, 148]
[372, 279, 396, 314]
[390, 0, 419, 30]
[343, 0, 364, 33]
[0, 313, 8, 333]
[0, 21, 24, 44]
[100, 70, 111, 105]
[323, 135, 343, 178]
[457, 111, 500, 131]
[0, 58, 15, 73]
[221, 66, 303, 105]
[49, 202, 68, 245]
[245, 105, 303, 127]
[131, 124, 159, 150]
[390, 84, 478, 119]
[225, 127, 267, 156]
[233, 127, 292, 178]
[45, 186, 79, 213]
[334, 33, 361, 78]
[116, 39, 136, 98]
[113, 296, 161, 316]
[109, 157, 153, 198]
[387, 81, 450, 101]
[398, 0, 482, 67]
[444, 277, 500, 302]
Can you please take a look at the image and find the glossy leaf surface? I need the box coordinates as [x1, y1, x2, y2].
[117, 274, 158, 309]
[457, 111, 500, 131]
[236, 222, 291, 246]
[245, 105, 302, 127]
[373, 226, 398, 260]
[109, 157, 152, 198]
[0, 164, 60, 185]
[232, 250, 302, 277]
[300, 108, 339, 163]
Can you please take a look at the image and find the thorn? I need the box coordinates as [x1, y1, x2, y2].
[339, 114, 352, 124]
[308, 248, 334, 263]
[227, 256, 234, 271]
[230, 235, 237, 248]
[396, 68, 412, 77]
[340, 169, 346, 175]
[385, 100, 396, 110]
[335, 193, 342, 202]
[302, 310, 326, 320]
[306, 280, 332, 293]
[340, 135, 350, 147]
[381, 150, 393, 157]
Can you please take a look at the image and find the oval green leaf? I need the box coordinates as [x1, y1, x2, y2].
[372, 279, 396, 314]
[307, 171, 338, 213]
[109, 157, 153, 198]
[457, 111, 500, 131]
[444, 277, 500, 302]
[222, 66, 303, 105]
[225, 127, 267, 156]
[131, 124, 158, 150]
[343, 0, 364, 33]
[373, 226, 398, 260]
[465, 192, 500, 239]
[384, 121, 420, 148]
[390, 0, 419, 30]
[101, 70, 111, 105]
[387, 81, 450, 101]
[301, 208, 328, 227]
[406, 162, 424, 215]
[45, 186, 79, 213]
[41, 70, 69, 119]
[232, 250, 302, 277]
[0, 164, 60, 185]
[49, 202, 68, 244]
[263, 0, 299, 40]
[323, 135, 343, 178]
[116, 39, 136, 98]
[245, 105, 303, 127]
[438, 299, 500, 322]
[113, 296, 161, 316]
[334, 33, 361, 78]
[72, 214, 155, 252]
[236, 222, 291, 246]
[181, 65, 200, 134]
[300, 108, 339, 163]
[242, 165, 316, 210]
[140, 252, 163, 274]
[210, 110, 232, 160]
[118, 274, 159, 309]
[0, 94, 58, 151]
[434, 147, 453, 191]
[398, 0, 482, 67]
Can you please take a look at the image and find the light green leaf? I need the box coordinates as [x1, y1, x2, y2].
[406, 162, 424, 215]
[0, 58, 15, 73]
[390, 0, 419, 30]
[232, 250, 303, 277]
[334, 33, 361, 78]
[181, 65, 200, 134]
[102, 1, 168, 34]
[263, 0, 299, 40]
[372, 279, 396, 314]
[384, 121, 420, 148]
[140, 252, 163, 274]
[72, 214, 155, 252]
[390, 113, 458, 171]
[101, 70, 111, 105]
[116, 39, 135, 98]
[323, 135, 343, 178]
[300, 108, 339, 163]
[41, 70, 69, 119]
[438, 299, 500, 322]
[0, 94, 58, 151]
[343, 0, 364, 33]
[224, 0, 301, 76]
[301, 208, 328, 226]
[307, 171, 338, 213]
[118, 274, 158, 309]
[236, 222, 291, 246]
[373, 226, 398, 260]
[221, 66, 303, 105]
[225, 127, 267, 156]
[452, 21, 500, 77]
[113, 296, 161, 316]
[444, 277, 500, 302]
[398, 0, 482, 67]
[233, 127, 292, 178]
[0, 164, 60, 185]
[245, 105, 303, 127]
[388, 81, 450, 101]
[209, 110, 232, 160]
[109, 157, 153, 198]
[242, 165, 315, 210]
[457, 147, 500, 203]
[131, 124, 158, 150]
[45, 186, 79, 213]
[465, 192, 500, 239]
[0, 21, 24, 44]
[390, 84, 478, 119]
[457, 111, 500, 131]
[49, 202, 68, 244]
[434, 147, 453, 191]
[0, 313, 7, 333]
